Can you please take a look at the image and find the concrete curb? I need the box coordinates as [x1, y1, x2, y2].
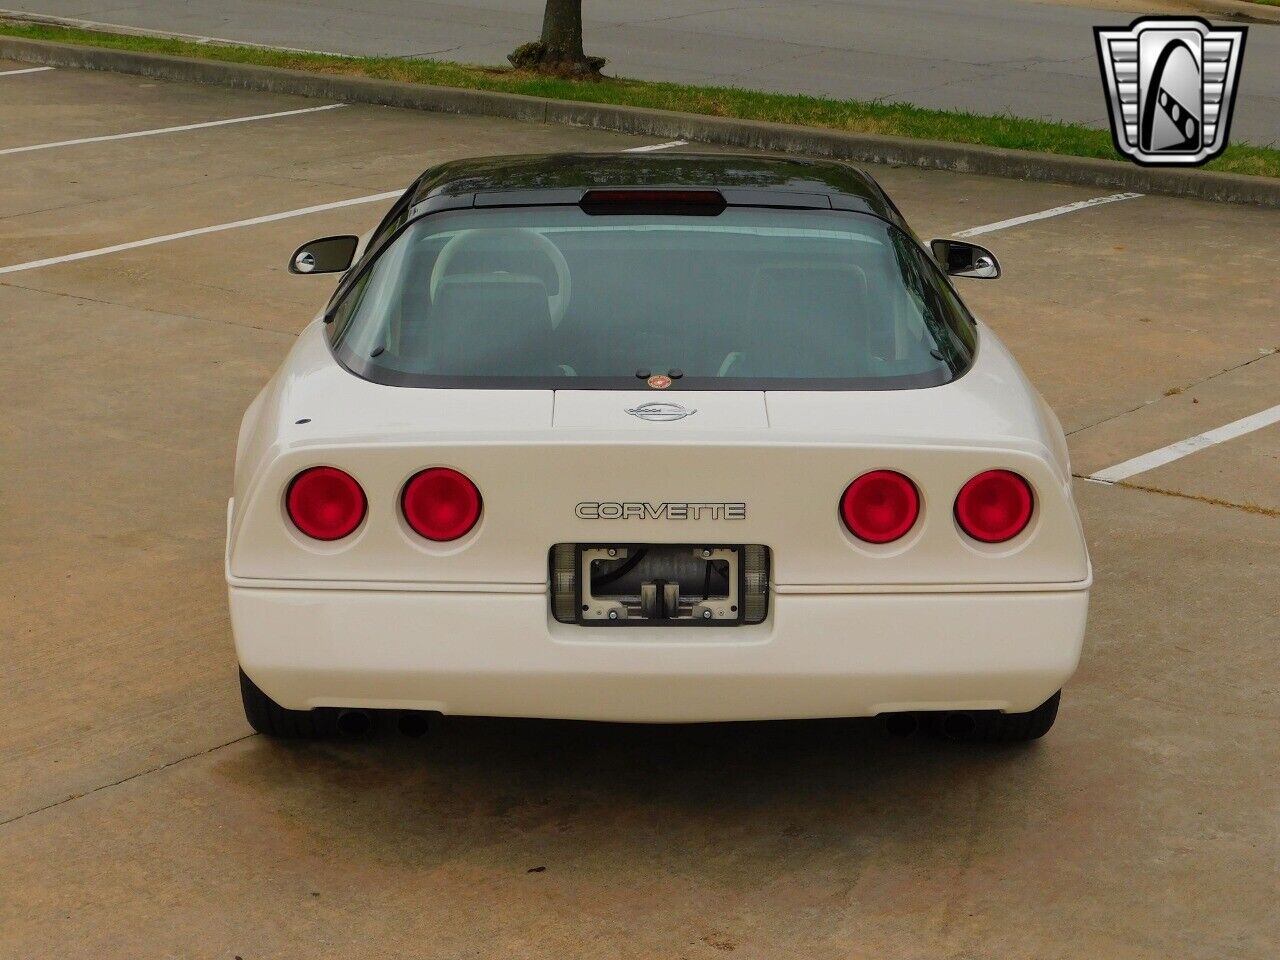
[3, 35, 1279, 208]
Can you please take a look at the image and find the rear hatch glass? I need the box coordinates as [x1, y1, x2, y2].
[329, 204, 975, 390]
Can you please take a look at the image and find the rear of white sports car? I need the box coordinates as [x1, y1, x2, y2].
[227, 156, 1090, 740]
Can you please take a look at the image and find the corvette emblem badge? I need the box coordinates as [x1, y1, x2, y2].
[625, 401, 697, 422]
[1094, 17, 1246, 167]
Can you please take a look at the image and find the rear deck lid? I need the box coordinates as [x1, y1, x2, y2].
[552, 390, 768, 431]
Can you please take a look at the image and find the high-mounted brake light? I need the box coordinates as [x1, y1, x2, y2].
[286, 467, 366, 541]
[840, 471, 920, 544]
[954, 470, 1033, 543]
[401, 468, 482, 542]
[580, 189, 726, 213]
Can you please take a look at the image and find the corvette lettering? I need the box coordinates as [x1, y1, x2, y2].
[576, 502, 747, 520]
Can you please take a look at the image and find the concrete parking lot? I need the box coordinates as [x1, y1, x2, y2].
[1, 62, 1277, 959]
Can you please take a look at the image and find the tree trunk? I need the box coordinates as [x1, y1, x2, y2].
[508, 0, 605, 77]
[540, 0, 586, 62]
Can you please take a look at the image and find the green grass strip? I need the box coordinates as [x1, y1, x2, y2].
[3, 20, 1277, 179]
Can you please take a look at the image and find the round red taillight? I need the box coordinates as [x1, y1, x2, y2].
[840, 470, 920, 544]
[401, 468, 482, 541]
[286, 467, 366, 541]
[954, 470, 1033, 543]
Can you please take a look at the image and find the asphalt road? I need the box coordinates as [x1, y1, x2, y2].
[6, 0, 1280, 144]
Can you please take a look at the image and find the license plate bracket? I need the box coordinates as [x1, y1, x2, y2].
[576, 543, 743, 626]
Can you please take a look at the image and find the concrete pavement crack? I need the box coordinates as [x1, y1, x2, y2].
[402, 45, 463, 59]
[1078, 477, 1280, 518]
[1065, 348, 1279, 437]
[0, 279, 298, 338]
[0, 733, 256, 830]
[608, 5, 756, 27]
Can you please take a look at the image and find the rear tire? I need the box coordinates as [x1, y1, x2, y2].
[932, 690, 1060, 743]
[239, 668, 339, 739]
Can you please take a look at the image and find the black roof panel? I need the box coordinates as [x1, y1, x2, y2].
[407, 152, 903, 226]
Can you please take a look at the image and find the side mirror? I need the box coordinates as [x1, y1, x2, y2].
[930, 239, 1001, 279]
[289, 235, 359, 275]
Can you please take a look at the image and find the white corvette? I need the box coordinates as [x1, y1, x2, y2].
[228, 153, 1090, 741]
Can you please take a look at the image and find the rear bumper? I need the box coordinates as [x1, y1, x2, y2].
[230, 584, 1088, 722]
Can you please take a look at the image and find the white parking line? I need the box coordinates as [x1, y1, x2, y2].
[0, 191, 403, 276]
[0, 103, 346, 157]
[623, 140, 689, 152]
[0, 66, 54, 76]
[954, 192, 1143, 238]
[1089, 404, 1280, 483]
